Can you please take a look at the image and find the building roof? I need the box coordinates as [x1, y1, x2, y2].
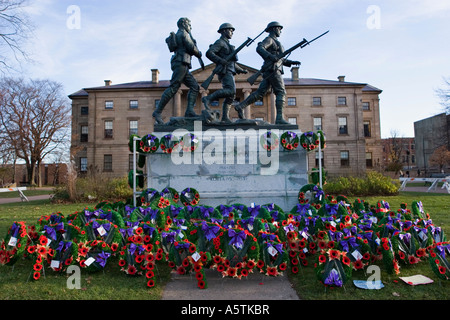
[68, 64, 382, 97]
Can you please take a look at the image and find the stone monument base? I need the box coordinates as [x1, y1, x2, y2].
[140, 122, 308, 211]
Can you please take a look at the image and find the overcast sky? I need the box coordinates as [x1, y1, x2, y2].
[7, 0, 450, 138]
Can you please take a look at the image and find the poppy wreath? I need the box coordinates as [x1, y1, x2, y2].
[280, 131, 299, 151]
[179, 133, 199, 152]
[391, 231, 422, 265]
[314, 249, 352, 287]
[140, 134, 160, 154]
[282, 220, 314, 272]
[81, 219, 122, 251]
[411, 219, 434, 249]
[217, 227, 259, 279]
[411, 200, 428, 220]
[337, 235, 372, 271]
[428, 241, 450, 281]
[128, 134, 141, 153]
[139, 188, 160, 206]
[0, 221, 29, 266]
[257, 233, 288, 276]
[180, 187, 200, 206]
[160, 187, 180, 204]
[380, 237, 401, 275]
[317, 130, 326, 149]
[260, 130, 279, 151]
[299, 184, 325, 206]
[48, 240, 79, 272]
[300, 131, 320, 152]
[128, 169, 144, 189]
[160, 133, 180, 154]
[77, 240, 112, 272]
[189, 220, 225, 259]
[27, 234, 54, 281]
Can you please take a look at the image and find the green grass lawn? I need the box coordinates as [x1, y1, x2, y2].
[0, 192, 448, 300]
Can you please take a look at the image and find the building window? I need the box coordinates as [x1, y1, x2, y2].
[288, 117, 297, 124]
[363, 121, 371, 137]
[255, 117, 264, 121]
[80, 125, 88, 142]
[340, 151, 349, 166]
[80, 157, 87, 172]
[80, 106, 89, 115]
[337, 97, 347, 106]
[254, 100, 263, 106]
[313, 117, 322, 131]
[313, 97, 322, 106]
[338, 117, 348, 134]
[287, 97, 296, 106]
[362, 102, 370, 111]
[104, 120, 113, 139]
[104, 154, 113, 172]
[105, 101, 114, 109]
[129, 100, 139, 109]
[129, 120, 138, 136]
[366, 152, 373, 168]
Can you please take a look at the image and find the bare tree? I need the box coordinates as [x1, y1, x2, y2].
[0, 77, 71, 186]
[428, 145, 450, 173]
[435, 76, 450, 114]
[0, 0, 34, 71]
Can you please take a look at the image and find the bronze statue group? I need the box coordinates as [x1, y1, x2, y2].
[152, 18, 302, 126]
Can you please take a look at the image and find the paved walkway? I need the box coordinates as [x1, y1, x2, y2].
[162, 268, 300, 300]
[0, 194, 53, 204]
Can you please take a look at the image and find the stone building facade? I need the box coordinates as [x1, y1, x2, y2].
[69, 64, 382, 179]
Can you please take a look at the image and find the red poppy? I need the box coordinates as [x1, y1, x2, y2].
[33, 263, 43, 271]
[146, 270, 154, 279]
[135, 255, 144, 264]
[328, 250, 340, 260]
[227, 267, 236, 277]
[279, 262, 287, 270]
[318, 254, 327, 263]
[177, 266, 186, 275]
[39, 235, 48, 246]
[257, 260, 264, 268]
[119, 259, 126, 267]
[291, 258, 299, 265]
[241, 268, 249, 277]
[291, 266, 298, 274]
[195, 272, 203, 281]
[213, 255, 222, 264]
[33, 271, 41, 280]
[398, 251, 405, 260]
[198, 280, 206, 289]
[127, 265, 137, 275]
[438, 266, 446, 275]
[247, 260, 255, 269]
[353, 260, 364, 269]
[267, 267, 277, 276]
[182, 258, 190, 267]
[217, 265, 225, 272]
[147, 279, 155, 287]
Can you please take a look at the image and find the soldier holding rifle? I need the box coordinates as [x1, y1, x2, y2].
[153, 17, 204, 125]
[202, 23, 249, 123]
[234, 21, 300, 125]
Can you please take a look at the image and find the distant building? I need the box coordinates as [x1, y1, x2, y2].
[414, 113, 450, 174]
[69, 64, 383, 179]
[382, 137, 416, 174]
[0, 163, 68, 187]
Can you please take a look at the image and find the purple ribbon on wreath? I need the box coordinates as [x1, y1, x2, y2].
[129, 243, 145, 256]
[202, 221, 221, 241]
[283, 223, 295, 234]
[340, 237, 359, 252]
[296, 203, 310, 215]
[399, 233, 411, 245]
[267, 242, 284, 254]
[10, 223, 20, 238]
[142, 224, 155, 237]
[324, 269, 343, 287]
[248, 205, 261, 217]
[228, 229, 246, 249]
[96, 251, 111, 267]
[436, 244, 450, 257]
[325, 204, 338, 215]
[199, 206, 214, 218]
[358, 231, 373, 241]
[313, 186, 324, 200]
[174, 241, 190, 250]
[120, 227, 134, 238]
[44, 225, 57, 240]
[329, 230, 343, 241]
[57, 241, 72, 252]
[162, 231, 177, 244]
[261, 233, 276, 241]
[92, 221, 111, 235]
[170, 205, 183, 217]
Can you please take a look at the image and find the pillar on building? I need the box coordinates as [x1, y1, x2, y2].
[174, 89, 183, 117]
[243, 89, 252, 119]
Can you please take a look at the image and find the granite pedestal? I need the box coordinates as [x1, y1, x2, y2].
[138, 121, 308, 211]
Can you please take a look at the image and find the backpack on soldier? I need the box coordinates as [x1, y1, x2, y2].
[165, 32, 178, 52]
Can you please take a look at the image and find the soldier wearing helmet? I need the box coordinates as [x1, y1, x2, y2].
[235, 21, 300, 124]
[202, 23, 247, 123]
[153, 17, 203, 125]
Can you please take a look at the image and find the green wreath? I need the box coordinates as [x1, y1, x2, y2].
[300, 131, 320, 152]
[317, 130, 326, 149]
[280, 131, 299, 151]
[180, 187, 200, 206]
[179, 133, 199, 152]
[160, 134, 180, 154]
[260, 131, 279, 151]
[0, 221, 28, 266]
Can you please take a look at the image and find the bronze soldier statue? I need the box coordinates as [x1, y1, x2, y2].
[202, 23, 248, 123]
[152, 17, 203, 125]
[234, 21, 300, 124]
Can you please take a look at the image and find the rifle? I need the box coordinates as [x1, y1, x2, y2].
[247, 30, 329, 85]
[201, 29, 265, 90]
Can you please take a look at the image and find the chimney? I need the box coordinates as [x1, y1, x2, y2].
[151, 69, 160, 84]
[338, 75, 345, 82]
[104, 80, 112, 86]
[291, 66, 299, 81]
